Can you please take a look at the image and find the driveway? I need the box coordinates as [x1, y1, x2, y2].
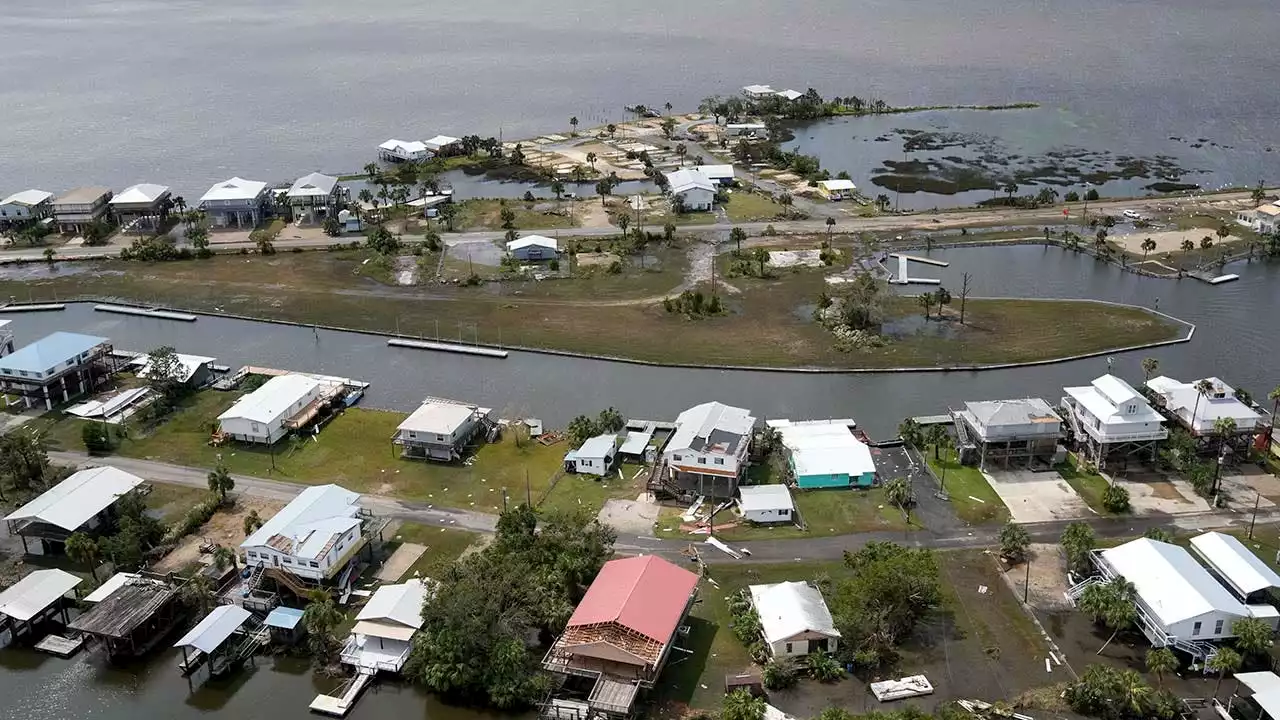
[985, 468, 1092, 523]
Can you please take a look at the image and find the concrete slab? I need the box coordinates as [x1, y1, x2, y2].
[597, 497, 660, 536]
[985, 469, 1092, 523]
[377, 542, 425, 582]
[1105, 469, 1213, 515]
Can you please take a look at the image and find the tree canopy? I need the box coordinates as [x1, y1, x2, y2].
[565, 407, 626, 446]
[828, 542, 942, 668]
[405, 505, 617, 708]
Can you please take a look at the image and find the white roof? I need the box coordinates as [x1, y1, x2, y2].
[748, 581, 840, 645]
[242, 484, 361, 559]
[1189, 532, 1280, 596]
[818, 179, 857, 191]
[1064, 374, 1164, 426]
[423, 135, 460, 151]
[738, 484, 794, 514]
[576, 434, 617, 460]
[5, 466, 145, 532]
[1, 189, 54, 207]
[199, 177, 268, 203]
[287, 172, 338, 199]
[691, 164, 735, 180]
[507, 234, 558, 252]
[0, 569, 81, 622]
[665, 169, 716, 194]
[775, 89, 804, 101]
[131, 353, 215, 383]
[743, 84, 775, 94]
[1146, 376, 1262, 432]
[398, 400, 479, 435]
[1100, 538, 1247, 626]
[769, 420, 875, 477]
[175, 605, 253, 654]
[379, 139, 428, 154]
[1235, 672, 1280, 718]
[356, 579, 427, 630]
[670, 401, 756, 455]
[84, 572, 140, 603]
[109, 183, 169, 205]
[218, 373, 325, 425]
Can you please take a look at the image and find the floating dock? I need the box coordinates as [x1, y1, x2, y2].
[0, 303, 65, 312]
[94, 305, 198, 321]
[387, 338, 509, 358]
[889, 253, 950, 267]
[34, 634, 84, 657]
[887, 255, 942, 285]
[1187, 270, 1240, 285]
[310, 672, 373, 716]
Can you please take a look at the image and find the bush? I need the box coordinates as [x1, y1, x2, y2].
[462, 272, 482, 286]
[762, 659, 797, 690]
[806, 652, 844, 682]
[1101, 483, 1131, 513]
[82, 423, 113, 454]
[549, 258, 560, 271]
[606, 260, 622, 274]
[161, 495, 220, 545]
[763, 224, 778, 236]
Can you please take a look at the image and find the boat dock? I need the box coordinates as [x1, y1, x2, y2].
[310, 671, 373, 716]
[910, 414, 954, 426]
[94, 304, 198, 321]
[34, 633, 84, 657]
[387, 338, 508, 358]
[1187, 270, 1239, 285]
[889, 253, 950, 267]
[0, 303, 65, 312]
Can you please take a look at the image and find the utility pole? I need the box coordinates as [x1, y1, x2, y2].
[1023, 556, 1032, 604]
[1250, 491, 1261, 539]
[525, 469, 531, 506]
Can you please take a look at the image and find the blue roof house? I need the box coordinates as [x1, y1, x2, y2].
[0, 332, 115, 410]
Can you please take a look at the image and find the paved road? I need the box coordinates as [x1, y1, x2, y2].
[3, 189, 1265, 264]
[50, 451, 1280, 564]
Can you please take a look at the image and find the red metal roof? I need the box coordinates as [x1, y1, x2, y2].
[567, 555, 699, 643]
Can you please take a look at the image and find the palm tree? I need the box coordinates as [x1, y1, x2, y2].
[898, 418, 923, 449]
[551, 180, 565, 201]
[1117, 669, 1152, 716]
[586, 152, 597, 170]
[925, 424, 948, 460]
[1208, 647, 1242, 696]
[212, 544, 238, 571]
[664, 101, 673, 115]
[182, 573, 215, 616]
[1141, 357, 1159, 383]
[675, 144, 687, 167]
[363, 163, 379, 182]
[825, 217, 836, 243]
[569, 116, 579, 135]
[1201, 235, 1214, 250]
[173, 196, 187, 215]
[1268, 385, 1280, 447]
[606, 124, 617, 139]
[875, 194, 891, 212]
[1004, 182, 1018, 203]
[1211, 416, 1238, 498]
[617, 213, 630, 241]
[65, 532, 100, 581]
[884, 477, 914, 514]
[1191, 378, 1215, 430]
[303, 589, 345, 665]
[918, 292, 933, 320]
[1181, 238, 1195, 254]
[1140, 238, 1157, 261]
[730, 227, 747, 252]
[1078, 577, 1136, 654]
[1145, 647, 1178, 688]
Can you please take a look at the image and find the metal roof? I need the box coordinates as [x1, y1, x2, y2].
[770, 420, 875, 478]
[775, 89, 804, 101]
[175, 605, 253, 654]
[0, 189, 53, 207]
[575, 434, 617, 460]
[749, 581, 840, 645]
[379, 139, 428, 155]
[665, 169, 716, 194]
[109, 183, 170, 205]
[690, 164, 735, 180]
[264, 606, 305, 629]
[53, 187, 112, 205]
[738, 484, 794, 513]
[1, 331, 108, 375]
[217, 373, 325, 425]
[1064, 374, 1165, 426]
[241, 484, 361, 558]
[669, 401, 755, 455]
[0, 569, 81, 622]
[423, 135, 460, 151]
[1145, 376, 1263, 432]
[199, 176, 267, 203]
[1189, 532, 1280, 596]
[964, 398, 1061, 430]
[507, 234, 558, 252]
[5, 466, 145, 532]
[84, 572, 141, 603]
[356, 579, 428, 630]
[567, 555, 699, 643]
[817, 179, 858, 191]
[398, 400, 480, 435]
[130, 352, 215, 383]
[1236, 672, 1280, 718]
[1101, 538, 1247, 626]
[287, 172, 338, 199]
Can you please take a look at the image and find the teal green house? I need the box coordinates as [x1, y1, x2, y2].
[772, 420, 878, 489]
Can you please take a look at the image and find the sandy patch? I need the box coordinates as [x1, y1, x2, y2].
[768, 249, 824, 268]
[1007, 543, 1071, 611]
[576, 251, 621, 267]
[985, 469, 1092, 524]
[377, 542, 425, 581]
[152, 495, 285, 573]
[597, 497, 661, 536]
[1108, 473, 1211, 515]
[1112, 227, 1223, 255]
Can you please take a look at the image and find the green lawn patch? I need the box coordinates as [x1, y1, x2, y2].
[144, 482, 212, 523]
[722, 191, 785, 222]
[389, 523, 480, 580]
[924, 443, 1008, 524]
[453, 199, 578, 231]
[1057, 457, 1120, 514]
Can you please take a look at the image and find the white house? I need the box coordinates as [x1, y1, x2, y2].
[1062, 374, 1167, 467]
[953, 398, 1063, 470]
[198, 177, 269, 228]
[286, 172, 343, 221]
[748, 581, 840, 657]
[664, 401, 756, 498]
[4, 466, 146, 555]
[0, 189, 54, 225]
[690, 164, 736, 186]
[423, 135, 461, 154]
[768, 419, 877, 489]
[1190, 531, 1280, 607]
[1092, 538, 1277, 656]
[742, 84, 777, 98]
[109, 183, 171, 232]
[774, 89, 804, 101]
[342, 578, 429, 673]
[737, 484, 795, 524]
[393, 398, 493, 461]
[816, 179, 857, 201]
[241, 484, 364, 581]
[129, 352, 216, 387]
[665, 169, 716, 212]
[1236, 203, 1280, 235]
[378, 139, 431, 162]
[507, 234, 559, 262]
[564, 434, 617, 476]
[217, 373, 329, 444]
[1145, 376, 1264, 437]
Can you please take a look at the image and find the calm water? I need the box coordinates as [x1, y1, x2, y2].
[0, 0, 1275, 202]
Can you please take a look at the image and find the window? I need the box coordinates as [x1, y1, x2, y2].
[672, 454, 682, 462]
[246, 551, 256, 558]
[714, 458, 725, 465]
[251, 422, 260, 432]
[282, 557, 292, 564]
[1214, 619, 1224, 635]
[1192, 621, 1202, 636]
[784, 642, 793, 654]
[698, 456, 706, 464]
[435, 434, 446, 442]
[408, 431, 416, 438]
[309, 561, 319, 568]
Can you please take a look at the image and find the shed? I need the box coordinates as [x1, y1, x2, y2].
[507, 234, 559, 261]
[748, 581, 840, 657]
[737, 485, 795, 524]
[816, 179, 857, 200]
[5, 466, 146, 554]
[1189, 532, 1280, 603]
[565, 434, 618, 477]
[0, 569, 82, 633]
[175, 605, 253, 655]
[265, 606, 306, 644]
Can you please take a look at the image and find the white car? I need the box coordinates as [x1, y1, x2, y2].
[1123, 209, 1143, 220]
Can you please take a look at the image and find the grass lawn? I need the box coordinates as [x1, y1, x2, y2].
[453, 199, 578, 231]
[388, 522, 480, 580]
[656, 488, 914, 541]
[38, 394, 568, 512]
[722, 191, 785, 222]
[7, 250, 1184, 370]
[144, 482, 212, 523]
[536, 465, 641, 516]
[924, 444, 1009, 524]
[1057, 456, 1121, 514]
